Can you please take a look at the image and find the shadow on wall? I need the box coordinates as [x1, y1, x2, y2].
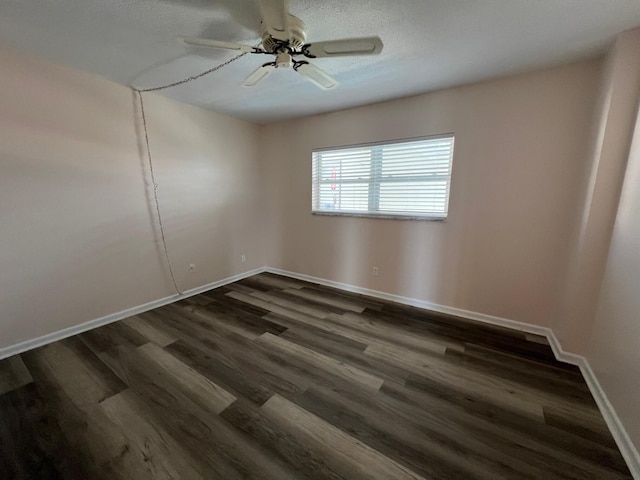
[282, 213, 454, 305]
[372, 218, 451, 304]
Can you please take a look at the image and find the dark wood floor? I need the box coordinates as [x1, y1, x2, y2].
[0, 273, 632, 479]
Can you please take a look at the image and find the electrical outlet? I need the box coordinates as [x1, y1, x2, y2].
[372, 266, 379, 277]
[241, 254, 246, 263]
[189, 263, 196, 272]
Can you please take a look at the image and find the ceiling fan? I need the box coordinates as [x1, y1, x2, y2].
[181, 0, 383, 90]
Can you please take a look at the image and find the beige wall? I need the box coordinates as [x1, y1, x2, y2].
[262, 60, 600, 328]
[0, 43, 263, 350]
[554, 29, 640, 353]
[583, 30, 640, 453]
[589, 103, 640, 454]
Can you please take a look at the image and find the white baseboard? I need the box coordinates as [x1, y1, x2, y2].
[265, 267, 640, 479]
[572, 354, 640, 479]
[266, 267, 552, 336]
[0, 267, 266, 361]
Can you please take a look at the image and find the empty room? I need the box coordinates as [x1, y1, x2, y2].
[1, 0, 640, 478]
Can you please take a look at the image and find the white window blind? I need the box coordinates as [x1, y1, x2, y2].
[312, 134, 455, 219]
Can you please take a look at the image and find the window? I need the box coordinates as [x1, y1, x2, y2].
[312, 134, 455, 220]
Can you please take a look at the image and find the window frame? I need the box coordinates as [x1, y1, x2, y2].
[311, 133, 455, 221]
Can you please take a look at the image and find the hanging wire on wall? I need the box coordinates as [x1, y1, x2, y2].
[132, 50, 248, 295]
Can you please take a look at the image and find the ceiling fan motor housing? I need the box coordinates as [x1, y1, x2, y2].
[261, 14, 307, 53]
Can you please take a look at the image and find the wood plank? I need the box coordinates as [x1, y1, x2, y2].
[220, 397, 342, 479]
[365, 342, 546, 421]
[262, 288, 353, 316]
[275, 325, 409, 388]
[165, 339, 274, 405]
[263, 308, 450, 360]
[260, 393, 427, 480]
[140, 309, 312, 398]
[298, 283, 386, 311]
[376, 382, 631, 480]
[190, 302, 287, 339]
[246, 273, 306, 290]
[369, 342, 598, 422]
[135, 342, 236, 415]
[463, 342, 584, 379]
[282, 287, 367, 313]
[543, 405, 619, 448]
[249, 290, 334, 318]
[0, 383, 93, 479]
[294, 386, 582, 480]
[122, 315, 178, 347]
[99, 390, 206, 479]
[105, 358, 304, 479]
[444, 347, 595, 406]
[0, 355, 33, 396]
[255, 332, 385, 393]
[333, 312, 456, 354]
[20, 344, 131, 467]
[270, 313, 369, 353]
[27, 338, 127, 408]
[79, 321, 148, 354]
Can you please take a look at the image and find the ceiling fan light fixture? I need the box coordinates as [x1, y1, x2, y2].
[276, 52, 293, 68]
[181, 4, 382, 90]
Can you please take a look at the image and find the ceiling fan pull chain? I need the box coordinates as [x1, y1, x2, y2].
[135, 50, 249, 93]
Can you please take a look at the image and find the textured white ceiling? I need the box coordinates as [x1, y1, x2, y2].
[1, 0, 640, 123]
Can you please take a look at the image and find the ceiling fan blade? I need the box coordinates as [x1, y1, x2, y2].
[295, 62, 338, 90]
[182, 37, 255, 53]
[257, 0, 289, 41]
[244, 64, 276, 87]
[303, 37, 383, 58]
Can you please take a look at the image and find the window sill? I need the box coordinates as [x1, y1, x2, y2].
[312, 211, 447, 222]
